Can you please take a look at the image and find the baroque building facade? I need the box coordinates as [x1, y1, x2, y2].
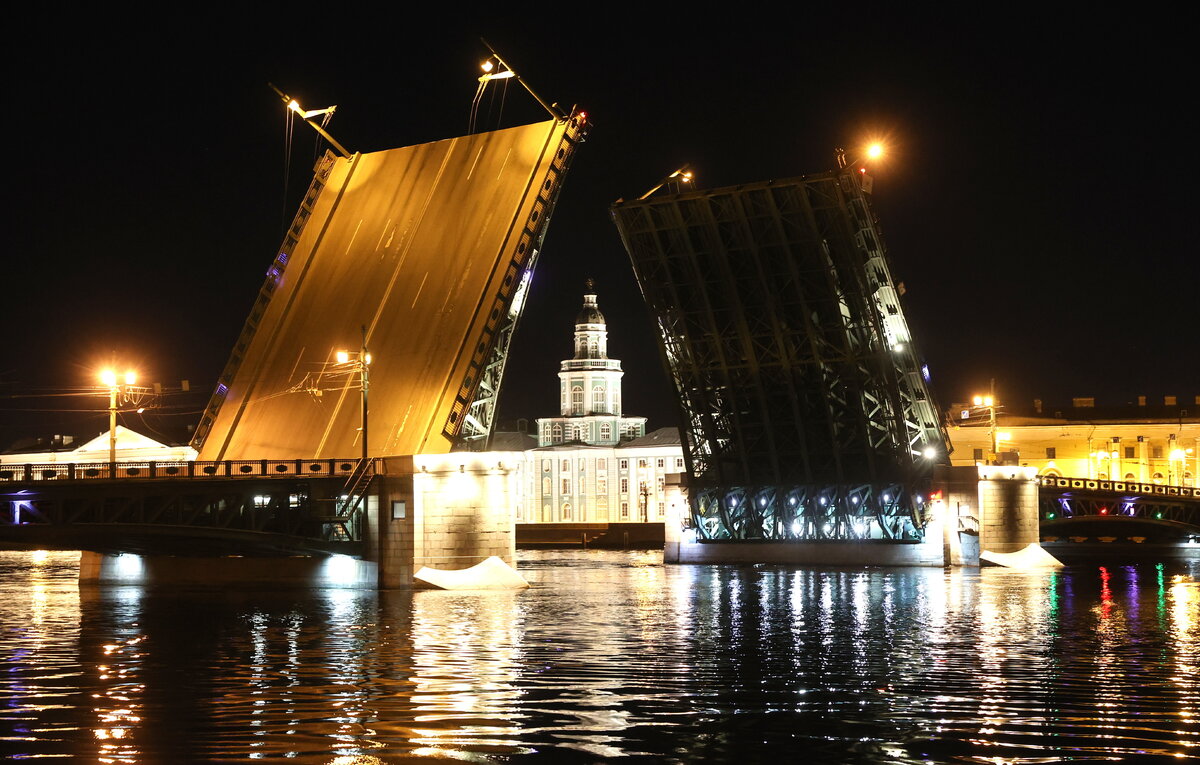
[515, 282, 684, 524]
[947, 395, 1199, 486]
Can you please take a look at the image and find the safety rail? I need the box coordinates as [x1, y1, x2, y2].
[0, 458, 361, 484]
[1039, 476, 1199, 499]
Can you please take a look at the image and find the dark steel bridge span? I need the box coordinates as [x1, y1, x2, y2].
[612, 170, 949, 542]
[1039, 476, 1200, 543]
[1, 459, 370, 556]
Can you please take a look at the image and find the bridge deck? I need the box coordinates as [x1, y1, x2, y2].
[195, 115, 584, 460]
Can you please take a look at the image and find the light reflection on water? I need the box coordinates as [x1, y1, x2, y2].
[0, 550, 1197, 762]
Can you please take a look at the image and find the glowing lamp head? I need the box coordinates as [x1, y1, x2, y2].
[100, 369, 117, 387]
[124, 370, 136, 386]
[336, 351, 350, 364]
[287, 99, 301, 113]
[481, 59, 494, 73]
[922, 446, 938, 460]
[972, 395, 983, 406]
[866, 143, 884, 160]
[363, 352, 372, 366]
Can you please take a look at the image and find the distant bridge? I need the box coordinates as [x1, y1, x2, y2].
[1038, 475, 1200, 542]
[1, 458, 372, 556]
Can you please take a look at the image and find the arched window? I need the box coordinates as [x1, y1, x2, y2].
[552, 424, 562, 443]
[1124, 473, 1136, 481]
[600, 423, 612, 441]
[1152, 472, 1164, 484]
[572, 386, 584, 415]
[593, 385, 606, 412]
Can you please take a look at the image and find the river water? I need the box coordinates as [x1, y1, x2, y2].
[1, 549, 1196, 763]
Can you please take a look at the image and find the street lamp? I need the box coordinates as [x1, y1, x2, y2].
[334, 328, 372, 466]
[99, 367, 137, 466]
[971, 379, 998, 463]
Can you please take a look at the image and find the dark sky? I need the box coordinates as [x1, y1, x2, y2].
[5, 11, 1196, 445]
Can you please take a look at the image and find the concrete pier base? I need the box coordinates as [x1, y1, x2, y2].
[79, 551, 378, 588]
[664, 465, 1048, 569]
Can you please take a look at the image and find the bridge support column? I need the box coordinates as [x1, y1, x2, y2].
[977, 464, 1041, 555]
[368, 454, 521, 588]
[932, 465, 982, 566]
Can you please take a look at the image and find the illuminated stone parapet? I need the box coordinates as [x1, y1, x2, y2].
[977, 465, 1041, 555]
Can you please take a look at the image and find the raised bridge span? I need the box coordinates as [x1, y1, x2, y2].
[3, 112, 588, 580]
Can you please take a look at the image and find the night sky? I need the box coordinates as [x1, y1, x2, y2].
[6, 11, 1196, 447]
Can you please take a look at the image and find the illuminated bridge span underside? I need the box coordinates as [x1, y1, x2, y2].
[195, 113, 587, 460]
[611, 172, 948, 541]
[1039, 476, 1200, 542]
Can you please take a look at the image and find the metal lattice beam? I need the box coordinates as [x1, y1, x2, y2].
[611, 170, 948, 540]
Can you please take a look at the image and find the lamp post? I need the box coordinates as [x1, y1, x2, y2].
[336, 327, 371, 466]
[99, 367, 137, 466]
[972, 378, 998, 464]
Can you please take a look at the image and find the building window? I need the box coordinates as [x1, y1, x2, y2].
[657, 501, 665, 517]
[542, 459, 551, 471]
[1045, 447, 1056, 459]
[561, 459, 570, 472]
[619, 459, 628, 470]
[638, 459, 648, 468]
[1151, 446, 1164, 459]
[552, 424, 562, 443]
[597, 458, 607, 471]
[676, 458, 684, 469]
[621, 501, 629, 518]
[657, 476, 665, 493]
[593, 386, 605, 412]
[600, 423, 612, 441]
[657, 458, 665, 468]
[572, 386, 584, 415]
[561, 478, 571, 494]
[973, 448, 984, 461]
[597, 478, 607, 494]
[1124, 473, 1136, 481]
[1124, 446, 1135, 459]
[620, 478, 628, 494]
[562, 502, 572, 520]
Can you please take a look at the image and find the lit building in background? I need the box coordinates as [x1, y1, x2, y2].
[507, 282, 684, 524]
[947, 394, 1199, 486]
[535, 280, 645, 446]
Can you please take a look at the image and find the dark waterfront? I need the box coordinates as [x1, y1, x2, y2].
[1, 550, 1197, 763]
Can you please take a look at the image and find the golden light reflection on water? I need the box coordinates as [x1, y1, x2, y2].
[1, 550, 1198, 761]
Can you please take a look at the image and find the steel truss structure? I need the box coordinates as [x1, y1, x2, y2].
[1, 476, 358, 556]
[611, 170, 948, 541]
[1039, 478, 1200, 539]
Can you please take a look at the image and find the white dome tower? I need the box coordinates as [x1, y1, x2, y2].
[537, 280, 646, 446]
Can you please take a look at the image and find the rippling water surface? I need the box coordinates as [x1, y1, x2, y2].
[1, 549, 1197, 762]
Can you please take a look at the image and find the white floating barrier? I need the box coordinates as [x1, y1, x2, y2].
[980, 543, 1064, 569]
[414, 556, 530, 590]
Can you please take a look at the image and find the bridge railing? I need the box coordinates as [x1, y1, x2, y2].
[0, 458, 362, 484]
[1039, 476, 1199, 499]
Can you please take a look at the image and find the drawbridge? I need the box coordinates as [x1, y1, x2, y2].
[611, 169, 949, 542]
[194, 111, 588, 460]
